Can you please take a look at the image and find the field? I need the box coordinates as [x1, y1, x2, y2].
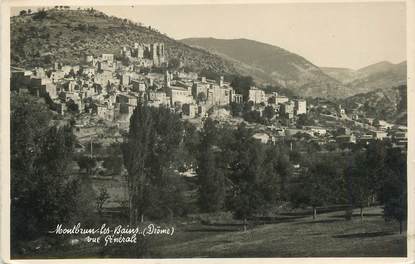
[144, 206, 405, 258]
[28, 206, 405, 259]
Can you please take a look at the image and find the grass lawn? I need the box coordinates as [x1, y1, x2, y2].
[145, 206, 406, 258]
[18, 206, 406, 258]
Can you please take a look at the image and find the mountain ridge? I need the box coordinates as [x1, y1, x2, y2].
[321, 60, 407, 94]
[181, 37, 349, 98]
[11, 9, 406, 100]
[340, 85, 407, 125]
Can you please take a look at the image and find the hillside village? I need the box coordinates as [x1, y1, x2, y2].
[11, 42, 407, 154]
[9, 6, 408, 258]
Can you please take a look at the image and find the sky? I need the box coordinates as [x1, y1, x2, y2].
[11, 2, 407, 69]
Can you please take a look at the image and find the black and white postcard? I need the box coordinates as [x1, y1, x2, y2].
[0, 0, 413, 262]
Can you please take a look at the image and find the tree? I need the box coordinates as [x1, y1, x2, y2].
[230, 75, 255, 101]
[123, 104, 186, 224]
[96, 187, 110, 217]
[33, 8, 47, 20]
[197, 92, 207, 104]
[77, 156, 96, 175]
[297, 113, 315, 128]
[168, 58, 181, 70]
[11, 95, 79, 251]
[179, 121, 200, 170]
[66, 99, 79, 113]
[291, 156, 344, 220]
[384, 190, 406, 234]
[275, 151, 292, 198]
[230, 102, 244, 117]
[121, 56, 130, 66]
[19, 10, 27, 16]
[102, 156, 123, 175]
[243, 110, 264, 124]
[227, 124, 268, 229]
[263, 105, 275, 121]
[382, 148, 407, 233]
[196, 118, 226, 212]
[123, 105, 153, 224]
[346, 152, 372, 222]
[260, 146, 283, 205]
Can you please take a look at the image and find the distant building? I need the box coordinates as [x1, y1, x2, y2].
[94, 104, 114, 121]
[84, 54, 94, 64]
[390, 129, 407, 152]
[252, 132, 275, 144]
[120, 73, 131, 86]
[81, 65, 95, 76]
[304, 126, 327, 136]
[280, 101, 295, 119]
[55, 101, 66, 115]
[95, 70, 113, 86]
[182, 103, 198, 118]
[167, 86, 193, 106]
[198, 105, 206, 117]
[39, 82, 58, 99]
[232, 93, 243, 104]
[102, 54, 114, 63]
[10, 69, 30, 93]
[294, 99, 307, 115]
[336, 134, 356, 144]
[275, 95, 289, 104]
[207, 84, 233, 106]
[124, 42, 166, 67]
[192, 81, 210, 101]
[61, 65, 72, 75]
[337, 127, 351, 135]
[370, 130, 388, 140]
[357, 134, 374, 145]
[117, 94, 138, 111]
[176, 71, 198, 80]
[150, 43, 166, 66]
[50, 70, 65, 83]
[131, 79, 146, 92]
[248, 86, 266, 104]
[147, 90, 169, 107]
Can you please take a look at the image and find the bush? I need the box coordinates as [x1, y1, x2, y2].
[32, 9, 48, 20]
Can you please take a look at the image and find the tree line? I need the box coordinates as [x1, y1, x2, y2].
[123, 104, 407, 231]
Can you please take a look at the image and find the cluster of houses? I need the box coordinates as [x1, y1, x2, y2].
[11, 41, 310, 127]
[250, 102, 407, 154]
[10, 43, 248, 126]
[247, 86, 307, 119]
[10, 41, 407, 153]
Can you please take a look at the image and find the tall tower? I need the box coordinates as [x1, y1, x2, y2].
[159, 43, 165, 64]
[219, 76, 224, 87]
[150, 43, 158, 66]
[165, 70, 171, 87]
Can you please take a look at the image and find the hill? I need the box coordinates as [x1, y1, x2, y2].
[319, 67, 355, 84]
[181, 37, 350, 98]
[10, 8, 237, 77]
[322, 61, 407, 95]
[340, 85, 407, 125]
[11, 9, 406, 100]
